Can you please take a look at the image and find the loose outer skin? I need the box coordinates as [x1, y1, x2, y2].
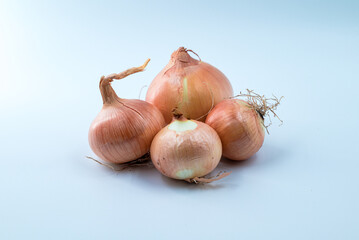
[150, 116, 222, 180]
[205, 99, 265, 160]
[146, 47, 233, 123]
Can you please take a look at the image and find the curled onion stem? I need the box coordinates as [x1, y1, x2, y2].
[103, 59, 150, 83]
[185, 48, 202, 61]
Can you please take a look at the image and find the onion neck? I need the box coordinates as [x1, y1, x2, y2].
[171, 47, 200, 65]
[174, 115, 187, 121]
[100, 77, 120, 105]
[172, 108, 186, 121]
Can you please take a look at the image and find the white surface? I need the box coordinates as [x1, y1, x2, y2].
[1, 1, 358, 239]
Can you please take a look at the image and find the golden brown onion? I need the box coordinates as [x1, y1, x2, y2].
[150, 114, 223, 182]
[146, 47, 233, 123]
[205, 99, 265, 160]
[89, 60, 165, 163]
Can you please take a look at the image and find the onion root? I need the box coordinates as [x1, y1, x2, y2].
[230, 89, 284, 133]
[185, 171, 231, 184]
[86, 153, 152, 171]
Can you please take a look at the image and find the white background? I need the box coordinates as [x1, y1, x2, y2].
[1, 1, 358, 239]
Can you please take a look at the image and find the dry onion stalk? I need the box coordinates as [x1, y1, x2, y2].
[146, 47, 233, 123]
[88, 59, 165, 164]
[205, 90, 283, 161]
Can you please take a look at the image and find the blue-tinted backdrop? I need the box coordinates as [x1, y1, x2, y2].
[0, 1, 358, 239]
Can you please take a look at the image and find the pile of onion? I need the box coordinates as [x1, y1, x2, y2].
[146, 47, 233, 123]
[88, 59, 165, 164]
[88, 48, 282, 184]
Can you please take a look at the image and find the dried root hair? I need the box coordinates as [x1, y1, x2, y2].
[231, 89, 283, 133]
[185, 171, 231, 184]
[87, 154, 230, 184]
[87, 152, 152, 171]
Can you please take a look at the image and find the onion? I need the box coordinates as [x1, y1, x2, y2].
[89, 59, 165, 163]
[150, 112, 229, 183]
[146, 47, 233, 123]
[205, 90, 282, 160]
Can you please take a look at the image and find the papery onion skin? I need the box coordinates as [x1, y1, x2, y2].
[205, 99, 265, 161]
[146, 47, 233, 123]
[89, 99, 165, 163]
[89, 61, 165, 164]
[150, 116, 222, 180]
